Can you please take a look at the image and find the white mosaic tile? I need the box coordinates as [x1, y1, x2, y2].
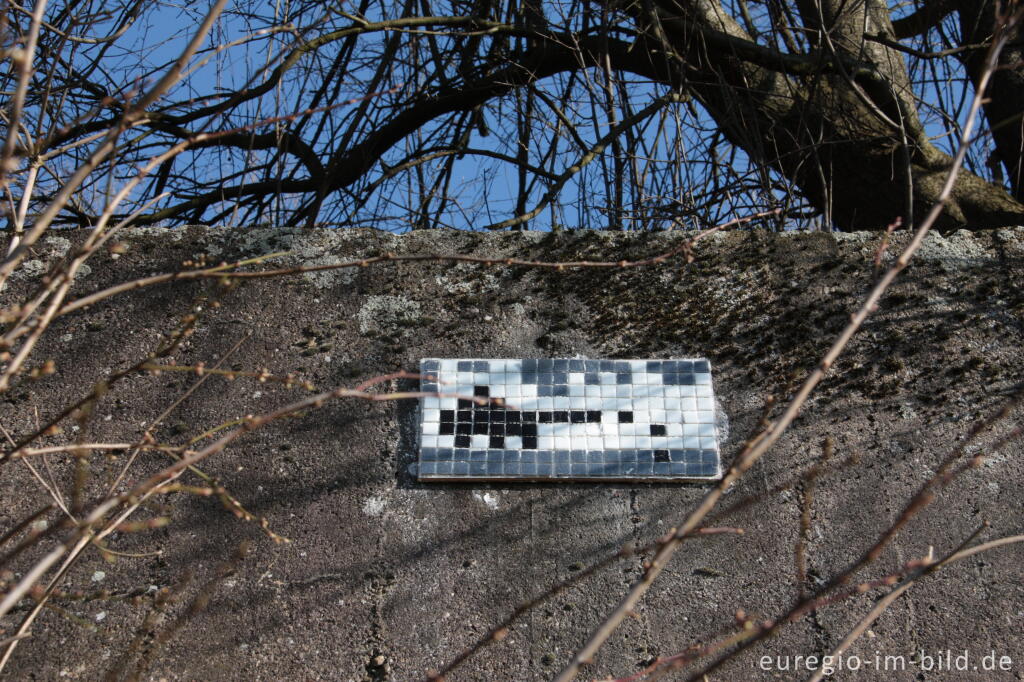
[417, 358, 723, 481]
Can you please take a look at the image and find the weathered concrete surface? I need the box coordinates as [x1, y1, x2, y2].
[1, 226, 1022, 681]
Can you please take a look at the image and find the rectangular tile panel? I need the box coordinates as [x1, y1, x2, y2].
[417, 358, 722, 481]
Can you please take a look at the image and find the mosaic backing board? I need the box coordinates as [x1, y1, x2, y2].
[417, 358, 722, 481]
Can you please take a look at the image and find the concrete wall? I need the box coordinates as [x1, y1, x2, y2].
[1, 226, 1023, 680]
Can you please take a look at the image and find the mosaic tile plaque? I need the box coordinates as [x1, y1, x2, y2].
[417, 358, 722, 481]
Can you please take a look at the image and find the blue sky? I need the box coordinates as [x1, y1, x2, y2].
[41, 1, 991, 233]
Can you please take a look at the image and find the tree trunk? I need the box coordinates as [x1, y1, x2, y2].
[637, 0, 1024, 230]
[956, 0, 1024, 200]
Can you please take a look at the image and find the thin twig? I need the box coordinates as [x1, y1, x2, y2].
[54, 209, 776, 319]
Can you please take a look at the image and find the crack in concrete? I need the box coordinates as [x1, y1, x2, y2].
[798, 479, 833, 656]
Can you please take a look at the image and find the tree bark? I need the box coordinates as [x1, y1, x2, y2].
[955, 0, 1024, 200]
[635, 0, 1024, 230]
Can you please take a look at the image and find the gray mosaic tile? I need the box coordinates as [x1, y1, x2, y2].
[417, 358, 723, 481]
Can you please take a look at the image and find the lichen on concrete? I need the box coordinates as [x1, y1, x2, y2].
[357, 294, 423, 335]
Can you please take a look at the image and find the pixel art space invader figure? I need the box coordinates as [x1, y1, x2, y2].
[417, 358, 721, 481]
